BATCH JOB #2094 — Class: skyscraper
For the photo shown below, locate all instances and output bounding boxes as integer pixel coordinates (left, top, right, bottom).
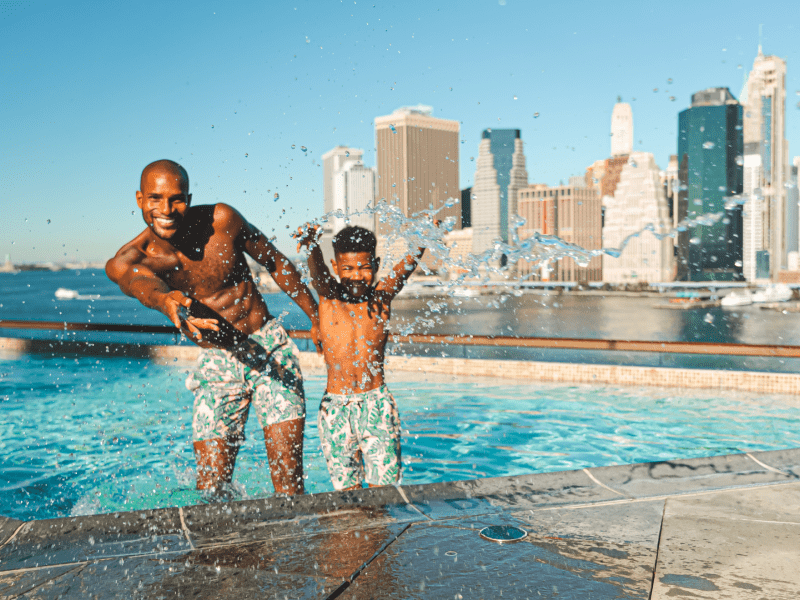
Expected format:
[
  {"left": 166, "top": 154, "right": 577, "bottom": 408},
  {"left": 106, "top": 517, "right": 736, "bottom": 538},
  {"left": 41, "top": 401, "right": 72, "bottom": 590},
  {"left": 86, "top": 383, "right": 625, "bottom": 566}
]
[
  {"left": 322, "top": 146, "right": 362, "bottom": 215},
  {"left": 471, "top": 129, "right": 529, "bottom": 259},
  {"left": 374, "top": 106, "right": 461, "bottom": 233},
  {"left": 741, "top": 49, "right": 789, "bottom": 280},
  {"left": 330, "top": 161, "right": 377, "bottom": 233},
  {"left": 610, "top": 101, "right": 633, "bottom": 157},
  {"left": 603, "top": 153, "right": 674, "bottom": 283},
  {"left": 516, "top": 184, "right": 602, "bottom": 282},
  {"left": 677, "top": 87, "right": 744, "bottom": 281}
]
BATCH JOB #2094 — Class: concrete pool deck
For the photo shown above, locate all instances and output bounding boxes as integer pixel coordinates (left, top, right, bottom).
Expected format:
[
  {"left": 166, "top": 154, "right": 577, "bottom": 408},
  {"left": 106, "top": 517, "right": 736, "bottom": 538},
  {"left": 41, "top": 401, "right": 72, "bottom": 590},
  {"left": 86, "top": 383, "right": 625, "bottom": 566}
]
[{"left": 2, "top": 448, "right": 800, "bottom": 598}]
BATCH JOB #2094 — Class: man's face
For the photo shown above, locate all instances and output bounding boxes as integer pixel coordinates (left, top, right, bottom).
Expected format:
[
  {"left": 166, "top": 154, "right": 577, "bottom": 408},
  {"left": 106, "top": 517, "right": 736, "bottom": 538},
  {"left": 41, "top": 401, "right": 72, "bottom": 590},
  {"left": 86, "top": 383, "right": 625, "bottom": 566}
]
[
  {"left": 332, "top": 251, "right": 377, "bottom": 298},
  {"left": 136, "top": 169, "right": 191, "bottom": 240}
]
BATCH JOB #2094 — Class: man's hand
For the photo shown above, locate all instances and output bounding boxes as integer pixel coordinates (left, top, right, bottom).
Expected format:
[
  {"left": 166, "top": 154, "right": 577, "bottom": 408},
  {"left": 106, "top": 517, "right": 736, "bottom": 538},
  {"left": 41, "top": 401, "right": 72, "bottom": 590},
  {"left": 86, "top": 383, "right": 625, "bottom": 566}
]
[
  {"left": 161, "top": 290, "right": 219, "bottom": 341},
  {"left": 293, "top": 223, "right": 321, "bottom": 252}
]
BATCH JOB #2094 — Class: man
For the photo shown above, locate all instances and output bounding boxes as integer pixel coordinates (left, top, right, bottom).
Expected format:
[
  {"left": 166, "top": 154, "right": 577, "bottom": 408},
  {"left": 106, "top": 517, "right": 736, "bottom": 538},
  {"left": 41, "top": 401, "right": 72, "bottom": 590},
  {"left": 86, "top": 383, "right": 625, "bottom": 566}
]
[{"left": 106, "top": 159, "right": 320, "bottom": 496}]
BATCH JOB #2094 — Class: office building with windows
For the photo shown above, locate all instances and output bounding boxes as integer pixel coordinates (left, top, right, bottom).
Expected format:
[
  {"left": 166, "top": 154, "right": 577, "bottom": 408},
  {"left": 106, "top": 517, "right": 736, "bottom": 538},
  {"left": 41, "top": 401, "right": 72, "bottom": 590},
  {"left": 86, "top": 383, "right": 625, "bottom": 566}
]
[
  {"left": 676, "top": 87, "right": 744, "bottom": 281},
  {"left": 603, "top": 152, "right": 674, "bottom": 283},
  {"left": 471, "top": 129, "right": 529, "bottom": 260},
  {"left": 741, "top": 50, "right": 789, "bottom": 280}
]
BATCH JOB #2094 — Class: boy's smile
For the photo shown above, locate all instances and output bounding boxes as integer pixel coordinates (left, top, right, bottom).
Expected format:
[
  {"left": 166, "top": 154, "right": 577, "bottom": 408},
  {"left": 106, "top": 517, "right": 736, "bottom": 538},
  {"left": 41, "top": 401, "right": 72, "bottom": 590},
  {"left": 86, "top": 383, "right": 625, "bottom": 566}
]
[{"left": 332, "top": 251, "right": 378, "bottom": 299}]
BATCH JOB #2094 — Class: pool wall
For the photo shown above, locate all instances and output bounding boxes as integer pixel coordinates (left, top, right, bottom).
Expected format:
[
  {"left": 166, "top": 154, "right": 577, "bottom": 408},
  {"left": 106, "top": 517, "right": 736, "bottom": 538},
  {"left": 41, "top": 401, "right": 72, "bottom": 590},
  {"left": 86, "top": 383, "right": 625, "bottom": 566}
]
[{"left": 3, "top": 336, "right": 800, "bottom": 394}]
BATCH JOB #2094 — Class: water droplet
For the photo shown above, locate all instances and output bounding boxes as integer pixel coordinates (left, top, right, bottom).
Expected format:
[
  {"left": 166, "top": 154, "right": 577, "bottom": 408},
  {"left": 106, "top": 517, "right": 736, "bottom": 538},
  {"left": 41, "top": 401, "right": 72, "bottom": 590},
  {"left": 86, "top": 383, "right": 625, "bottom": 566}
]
[
  {"left": 702, "top": 141, "right": 715, "bottom": 150},
  {"left": 469, "top": 156, "right": 474, "bottom": 161},
  {"left": 345, "top": 151, "right": 350, "bottom": 157},
  {"left": 47, "top": 219, "right": 51, "bottom": 224},
  {"left": 392, "top": 183, "right": 396, "bottom": 187},
  {"left": 667, "top": 78, "right": 673, "bottom": 84},
  {"left": 301, "top": 146, "right": 307, "bottom": 152},
  {"left": 703, "top": 313, "right": 715, "bottom": 324},
  {"left": 390, "top": 124, "right": 397, "bottom": 134},
  {"left": 736, "top": 155, "right": 744, "bottom": 166},
  {"left": 211, "top": 125, "right": 214, "bottom": 129},
  {"left": 274, "top": 193, "right": 280, "bottom": 201},
  {"left": 533, "top": 112, "right": 539, "bottom": 118},
  {"left": 735, "top": 259, "right": 743, "bottom": 267},
  {"left": 737, "top": 64, "right": 743, "bottom": 69},
  {"left": 628, "top": 159, "right": 637, "bottom": 168},
  {"left": 653, "top": 87, "right": 659, "bottom": 93},
  {"left": 245, "top": 153, "right": 248, "bottom": 158},
  {"left": 291, "top": 144, "right": 296, "bottom": 149},
  {"left": 669, "top": 96, "right": 676, "bottom": 102},
  {"left": 718, "top": 186, "right": 727, "bottom": 192},
  {"left": 690, "top": 236, "right": 701, "bottom": 245},
  {"left": 513, "top": 95, "right": 518, "bottom": 100}
]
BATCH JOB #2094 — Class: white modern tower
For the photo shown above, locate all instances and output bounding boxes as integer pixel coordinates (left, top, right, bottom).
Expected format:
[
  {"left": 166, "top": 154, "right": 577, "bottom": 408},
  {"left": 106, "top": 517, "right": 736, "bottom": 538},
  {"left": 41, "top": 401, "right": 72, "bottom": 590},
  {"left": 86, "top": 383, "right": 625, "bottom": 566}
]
[
  {"left": 610, "top": 102, "right": 633, "bottom": 157},
  {"left": 322, "top": 146, "right": 363, "bottom": 215},
  {"left": 603, "top": 152, "right": 674, "bottom": 283},
  {"left": 741, "top": 48, "right": 788, "bottom": 279},
  {"left": 330, "top": 161, "right": 377, "bottom": 233}
]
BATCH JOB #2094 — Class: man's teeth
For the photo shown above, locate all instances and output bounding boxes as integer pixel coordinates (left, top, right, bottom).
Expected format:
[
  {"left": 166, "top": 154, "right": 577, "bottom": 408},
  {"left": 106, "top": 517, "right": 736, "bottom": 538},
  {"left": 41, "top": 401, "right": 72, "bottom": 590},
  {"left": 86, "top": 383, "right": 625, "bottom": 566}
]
[{"left": 155, "top": 218, "right": 175, "bottom": 226}]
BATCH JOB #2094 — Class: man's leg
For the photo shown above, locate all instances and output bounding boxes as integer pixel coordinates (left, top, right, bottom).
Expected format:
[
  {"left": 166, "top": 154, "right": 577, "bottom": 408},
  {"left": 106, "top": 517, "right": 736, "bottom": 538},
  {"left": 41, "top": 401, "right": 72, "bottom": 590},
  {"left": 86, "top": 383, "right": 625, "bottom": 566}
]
[
  {"left": 263, "top": 418, "right": 305, "bottom": 495},
  {"left": 193, "top": 437, "right": 240, "bottom": 490}
]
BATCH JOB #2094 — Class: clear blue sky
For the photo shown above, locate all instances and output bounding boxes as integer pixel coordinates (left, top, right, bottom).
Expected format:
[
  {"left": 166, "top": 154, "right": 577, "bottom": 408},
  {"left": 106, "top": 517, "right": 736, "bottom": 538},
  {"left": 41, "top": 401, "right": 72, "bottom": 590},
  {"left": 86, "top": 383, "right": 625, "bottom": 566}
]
[{"left": 2, "top": 0, "right": 798, "bottom": 263}]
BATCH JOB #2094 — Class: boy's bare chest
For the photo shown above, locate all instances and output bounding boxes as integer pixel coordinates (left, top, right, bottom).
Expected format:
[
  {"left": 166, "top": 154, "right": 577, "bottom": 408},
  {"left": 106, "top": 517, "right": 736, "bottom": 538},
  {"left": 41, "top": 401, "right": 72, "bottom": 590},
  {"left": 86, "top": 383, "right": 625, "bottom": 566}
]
[{"left": 320, "top": 299, "right": 389, "bottom": 338}]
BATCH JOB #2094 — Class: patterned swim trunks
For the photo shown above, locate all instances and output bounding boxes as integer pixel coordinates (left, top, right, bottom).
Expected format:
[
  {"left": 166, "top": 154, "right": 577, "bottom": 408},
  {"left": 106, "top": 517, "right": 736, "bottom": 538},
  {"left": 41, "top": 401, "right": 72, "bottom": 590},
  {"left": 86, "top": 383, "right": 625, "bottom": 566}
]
[
  {"left": 186, "top": 320, "right": 305, "bottom": 442},
  {"left": 317, "top": 385, "right": 401, "bottom": 490}
]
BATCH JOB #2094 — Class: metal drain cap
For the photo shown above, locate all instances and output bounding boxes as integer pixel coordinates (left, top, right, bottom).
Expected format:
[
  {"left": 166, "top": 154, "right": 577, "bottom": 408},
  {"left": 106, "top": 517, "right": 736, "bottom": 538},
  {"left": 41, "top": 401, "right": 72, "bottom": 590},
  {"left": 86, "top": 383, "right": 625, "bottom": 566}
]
[{"left": 479, "top": 525, "right": 528, "bottom": 544}]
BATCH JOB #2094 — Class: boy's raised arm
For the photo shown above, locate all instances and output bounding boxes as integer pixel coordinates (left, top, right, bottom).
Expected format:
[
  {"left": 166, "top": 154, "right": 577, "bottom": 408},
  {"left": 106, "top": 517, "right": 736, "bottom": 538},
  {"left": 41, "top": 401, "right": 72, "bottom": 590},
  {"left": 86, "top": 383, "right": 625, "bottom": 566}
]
[
  {"left": 295, "top": 223, "right": 339, "bottom": 299},
  {"left": 377, "top": 246, "right": 425, "bottom": 299}
]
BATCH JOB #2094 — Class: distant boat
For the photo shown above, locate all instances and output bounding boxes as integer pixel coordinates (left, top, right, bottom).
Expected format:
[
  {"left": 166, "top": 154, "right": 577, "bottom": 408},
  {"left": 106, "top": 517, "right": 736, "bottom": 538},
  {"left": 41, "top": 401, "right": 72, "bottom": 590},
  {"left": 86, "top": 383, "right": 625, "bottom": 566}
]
[
  {"left": 451, "top": 287, "right": 480, "bottom": 298},
  {"left": 55, "top": 288, "right": 80, "bottom": 299},
  {"left": 720, "top": 290, "right": 753, "bottom": 307},
  {"left": 751, "top": 284, "right": 793, "bottom": 304}
]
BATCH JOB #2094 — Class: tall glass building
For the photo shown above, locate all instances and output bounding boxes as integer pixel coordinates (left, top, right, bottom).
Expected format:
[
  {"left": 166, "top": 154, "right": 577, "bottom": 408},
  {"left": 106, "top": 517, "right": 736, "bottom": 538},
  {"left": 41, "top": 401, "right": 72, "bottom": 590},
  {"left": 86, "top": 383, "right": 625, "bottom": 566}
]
[
  {"left": 677, "top": 87, "right": 744, "bottom": 281},
  {"left": 471, "top": 129, "right": 528, "bottom": 260}
]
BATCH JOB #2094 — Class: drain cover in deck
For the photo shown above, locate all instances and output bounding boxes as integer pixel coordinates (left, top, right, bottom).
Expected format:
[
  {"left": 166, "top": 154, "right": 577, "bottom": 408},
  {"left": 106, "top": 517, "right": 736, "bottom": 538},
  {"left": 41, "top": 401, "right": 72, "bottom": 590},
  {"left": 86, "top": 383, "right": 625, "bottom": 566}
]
[{"left": 479, "top": 525, "right": 528, "bottom": 544}]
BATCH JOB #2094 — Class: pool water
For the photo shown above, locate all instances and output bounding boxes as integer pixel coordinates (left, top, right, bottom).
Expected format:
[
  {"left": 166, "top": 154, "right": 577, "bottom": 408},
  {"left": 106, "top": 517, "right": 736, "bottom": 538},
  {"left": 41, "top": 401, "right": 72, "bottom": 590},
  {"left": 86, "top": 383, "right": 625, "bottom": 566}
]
[{"left": 3, "top": 355, "right": 800, "bottom": 521}]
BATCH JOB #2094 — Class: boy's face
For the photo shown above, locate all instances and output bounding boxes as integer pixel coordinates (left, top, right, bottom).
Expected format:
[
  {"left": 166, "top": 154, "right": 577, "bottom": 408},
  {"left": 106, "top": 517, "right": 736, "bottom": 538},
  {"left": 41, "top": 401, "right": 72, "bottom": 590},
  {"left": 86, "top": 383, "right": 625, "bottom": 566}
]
[{"left": 332, "top": 251, "right": 378, "bottom": 298}]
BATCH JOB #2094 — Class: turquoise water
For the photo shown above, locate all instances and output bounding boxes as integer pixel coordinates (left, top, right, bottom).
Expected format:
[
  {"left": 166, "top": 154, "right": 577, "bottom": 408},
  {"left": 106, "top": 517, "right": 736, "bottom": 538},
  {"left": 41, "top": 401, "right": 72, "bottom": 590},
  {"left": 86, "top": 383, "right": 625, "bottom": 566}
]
[{"left": 3, "top": 355, "right": 800, "bottom": 521}]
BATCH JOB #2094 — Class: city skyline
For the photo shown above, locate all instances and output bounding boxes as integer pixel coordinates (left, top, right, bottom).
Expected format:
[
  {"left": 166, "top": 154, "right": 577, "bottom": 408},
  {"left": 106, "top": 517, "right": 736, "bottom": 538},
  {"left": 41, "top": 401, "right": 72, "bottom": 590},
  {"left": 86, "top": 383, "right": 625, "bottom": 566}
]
[{"left": 2, "top": 1, "right": 799, "bottom": 263}]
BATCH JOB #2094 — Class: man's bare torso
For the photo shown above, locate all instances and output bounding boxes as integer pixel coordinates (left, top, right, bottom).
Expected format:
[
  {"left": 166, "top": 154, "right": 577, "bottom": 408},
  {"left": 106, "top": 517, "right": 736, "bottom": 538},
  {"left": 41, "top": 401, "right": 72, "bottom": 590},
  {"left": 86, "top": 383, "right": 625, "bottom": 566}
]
[
  {"left": 319, "top": 291, "right": 391, "bottom": 395},
  {"left": 119, "top": 204, "right": 271, "bottom": 337}
]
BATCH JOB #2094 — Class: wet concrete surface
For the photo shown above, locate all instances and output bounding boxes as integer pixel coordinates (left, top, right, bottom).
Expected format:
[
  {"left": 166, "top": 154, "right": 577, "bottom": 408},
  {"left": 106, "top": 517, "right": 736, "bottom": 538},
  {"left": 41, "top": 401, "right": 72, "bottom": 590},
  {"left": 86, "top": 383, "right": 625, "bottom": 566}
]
[{"left": 2, "top": 449, "right": 800, "bottom": 598}]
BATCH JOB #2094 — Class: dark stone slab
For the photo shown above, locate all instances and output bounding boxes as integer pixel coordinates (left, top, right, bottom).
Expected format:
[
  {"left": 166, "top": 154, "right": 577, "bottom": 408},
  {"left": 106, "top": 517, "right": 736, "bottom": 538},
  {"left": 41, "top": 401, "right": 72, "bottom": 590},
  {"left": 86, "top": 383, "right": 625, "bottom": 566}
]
[
  {"left": 339, "top": 516, "right": 652, "bottom": 599},
  {"left": 14, "top": 555, "right": 342, "bottom": 600},
  {"left": 511, "top": 499, "right": 666, "bottom": 548},
  {"left": 0, "top": 564, "right": 83, "bottom": 598},
  {"left": 0, "top": 507, "right": 190, "bottom": 572},
  {"left": 400, "top": 469, "right": 624, "bottom": 520},
  {"left": 747, "top": 447, "right": 800, "bottom": 477},
  {"left": 586, "top": 452, "right": 793, "bottom": 499},
  {"left": 182, "top": 486, "right": 424, "bottom": 547},
  {"left": 0, "top": 516, "right": 23, "bottom": 546}
]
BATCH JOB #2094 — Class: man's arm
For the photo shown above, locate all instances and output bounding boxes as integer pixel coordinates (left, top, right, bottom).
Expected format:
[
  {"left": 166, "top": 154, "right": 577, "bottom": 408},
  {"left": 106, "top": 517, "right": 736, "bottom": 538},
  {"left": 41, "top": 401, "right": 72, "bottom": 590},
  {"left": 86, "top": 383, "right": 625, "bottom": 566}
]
[
  {"left": 239, "top": 215, "right": 322, "bottom": 352},
  {"left": 105, "top": 248, "right": 219, "bottom": 340}
]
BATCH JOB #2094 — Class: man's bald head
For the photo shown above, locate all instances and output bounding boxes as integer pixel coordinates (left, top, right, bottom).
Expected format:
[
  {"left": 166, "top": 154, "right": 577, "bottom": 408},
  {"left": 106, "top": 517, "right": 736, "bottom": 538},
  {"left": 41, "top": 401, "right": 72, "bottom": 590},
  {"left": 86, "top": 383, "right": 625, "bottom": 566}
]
[{"left": 140, "top": 160, "right": 189, "bottom": 193}]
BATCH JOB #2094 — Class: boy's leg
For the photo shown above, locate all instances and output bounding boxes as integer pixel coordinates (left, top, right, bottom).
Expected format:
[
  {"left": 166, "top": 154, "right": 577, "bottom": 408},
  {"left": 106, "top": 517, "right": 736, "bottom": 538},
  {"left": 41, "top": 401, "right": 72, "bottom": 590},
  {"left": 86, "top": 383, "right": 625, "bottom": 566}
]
[
  {"left": 318, "top": 395, "right": 364, "bottom": 490},
  {"left": 264, "top": 418, "right": 305, "bottom": 495},
  {"left": 359, "top": 386, "right": 401, "bottom": 487}
]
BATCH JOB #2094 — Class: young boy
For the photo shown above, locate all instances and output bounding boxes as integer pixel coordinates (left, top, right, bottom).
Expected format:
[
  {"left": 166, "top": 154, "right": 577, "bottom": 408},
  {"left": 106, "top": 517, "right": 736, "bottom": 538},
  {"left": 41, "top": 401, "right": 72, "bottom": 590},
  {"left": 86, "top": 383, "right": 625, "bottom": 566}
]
[{"left": 295, "top": 224, "right": 425, "bottom": 491}]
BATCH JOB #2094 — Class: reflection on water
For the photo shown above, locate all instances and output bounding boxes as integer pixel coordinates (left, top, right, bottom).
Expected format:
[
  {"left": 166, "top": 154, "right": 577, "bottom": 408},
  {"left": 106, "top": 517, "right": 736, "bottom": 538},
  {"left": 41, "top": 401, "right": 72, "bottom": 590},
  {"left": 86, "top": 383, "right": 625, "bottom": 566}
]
[{"left": 3, "top": 357, "right": 800, "bottom": 521}]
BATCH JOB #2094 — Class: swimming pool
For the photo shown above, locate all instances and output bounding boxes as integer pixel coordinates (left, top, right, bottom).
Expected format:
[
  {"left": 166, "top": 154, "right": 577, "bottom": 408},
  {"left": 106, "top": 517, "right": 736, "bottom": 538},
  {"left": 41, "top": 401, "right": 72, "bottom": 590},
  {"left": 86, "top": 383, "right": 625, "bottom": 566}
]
[{"left": 3, "top": 354, "right": 800, "bottom": 521}]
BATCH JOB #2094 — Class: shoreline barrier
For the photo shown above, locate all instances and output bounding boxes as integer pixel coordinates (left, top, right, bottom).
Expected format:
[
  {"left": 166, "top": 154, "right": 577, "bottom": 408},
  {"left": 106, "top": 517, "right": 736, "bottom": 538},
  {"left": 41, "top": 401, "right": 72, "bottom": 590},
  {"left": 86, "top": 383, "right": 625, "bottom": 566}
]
[{"left": 2, "top": 334, "right": 800, "bottom": 394}]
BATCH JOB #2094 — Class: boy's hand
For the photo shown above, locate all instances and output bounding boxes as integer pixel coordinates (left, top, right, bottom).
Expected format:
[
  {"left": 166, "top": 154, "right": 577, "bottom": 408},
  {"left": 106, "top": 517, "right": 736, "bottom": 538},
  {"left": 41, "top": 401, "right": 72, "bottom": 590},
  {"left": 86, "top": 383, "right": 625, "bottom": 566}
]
[{"left": 294, "top": 223, "right": 321, "bottom": 252}]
